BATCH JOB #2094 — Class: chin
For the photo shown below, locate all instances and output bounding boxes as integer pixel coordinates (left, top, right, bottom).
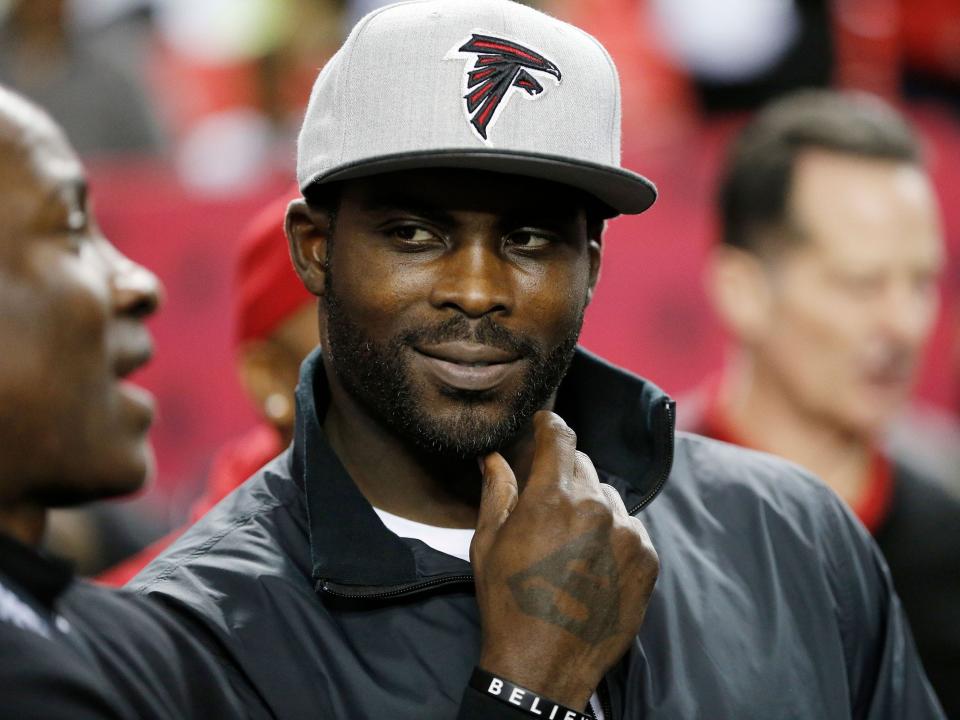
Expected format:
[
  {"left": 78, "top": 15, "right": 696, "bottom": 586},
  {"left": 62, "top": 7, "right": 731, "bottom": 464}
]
[
  {"left": 40, "top": 473, "right": 146, "bottom": 507},
  {"left": 79, "top": 443, "right": 154, "bottom": 503},
  {"left": 837, "top": 410, "right": 895, "bottom": 443},
  {"left": 404, "top": 403, "right": 524, "bottom": 459}
]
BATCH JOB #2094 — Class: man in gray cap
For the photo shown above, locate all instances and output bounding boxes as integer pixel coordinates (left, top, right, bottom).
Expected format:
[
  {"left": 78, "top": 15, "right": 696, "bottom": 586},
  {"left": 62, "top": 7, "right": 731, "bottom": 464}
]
[{"left": 133, "top": 1, "right": 944, "bottom": 718}]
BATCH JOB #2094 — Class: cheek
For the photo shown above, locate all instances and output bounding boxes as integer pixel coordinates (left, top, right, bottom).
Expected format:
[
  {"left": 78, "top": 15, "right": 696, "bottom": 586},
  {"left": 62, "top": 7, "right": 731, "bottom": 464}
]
[
  {"left": 330, "top": 252, "right": 424, "bottom": 325},
  {"left": 519, "top": 264, "right": 591, "bottom": 333},
  {"left": 761, "top": 292, "right": 862, "bottom": 393},
  {"left": 0, "top": 262, "right": 115, "bottom": 452}
]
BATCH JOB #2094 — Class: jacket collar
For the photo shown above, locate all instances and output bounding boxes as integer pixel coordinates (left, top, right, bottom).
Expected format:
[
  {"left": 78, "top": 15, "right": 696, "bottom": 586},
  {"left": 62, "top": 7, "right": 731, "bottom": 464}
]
[
  {"left": 0, "top": 531, "right": 73, "bottom": 612},
  {"left": 294, "top": 346, "right": 675, "bottom": 594}
]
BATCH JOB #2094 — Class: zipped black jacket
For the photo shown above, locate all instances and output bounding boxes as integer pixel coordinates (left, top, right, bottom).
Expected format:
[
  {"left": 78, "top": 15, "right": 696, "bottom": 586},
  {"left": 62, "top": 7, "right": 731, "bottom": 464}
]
[{"left": 132, "top": 348, "right": 944, "bottom": 719}]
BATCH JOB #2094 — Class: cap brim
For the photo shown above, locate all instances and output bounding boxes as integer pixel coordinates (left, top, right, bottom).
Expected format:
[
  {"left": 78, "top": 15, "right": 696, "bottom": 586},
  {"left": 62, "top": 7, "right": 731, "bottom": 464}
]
[{"left": 302, "top": 149, "right": 657, "bottom": 216}]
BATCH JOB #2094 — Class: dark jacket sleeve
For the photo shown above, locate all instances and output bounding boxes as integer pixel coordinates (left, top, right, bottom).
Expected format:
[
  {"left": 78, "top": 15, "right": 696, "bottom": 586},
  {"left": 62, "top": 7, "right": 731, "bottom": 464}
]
[
  {"left": 63, "top": 585, "right": 257, "bottom": 720},
  {"left": 819, "top": 485, "right": 946, "bottom": 719},
  {"left": 0, "top": 626, "right": 127, "bottom": 720}
]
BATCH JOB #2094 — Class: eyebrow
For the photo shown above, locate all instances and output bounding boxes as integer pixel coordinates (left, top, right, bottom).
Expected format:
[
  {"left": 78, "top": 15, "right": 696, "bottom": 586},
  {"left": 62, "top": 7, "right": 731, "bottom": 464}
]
[
  {"left": 42, "top": 177, "right": 89, "bottom": 213},
  {"left": 66, "top": 178, "right": 89, "bottom": 211},
  {"left": 359, "top": 194, "right": 459, "bottom": 225},
  {"left": 358, "top": 192, "right": 581, "bottom": 229}
]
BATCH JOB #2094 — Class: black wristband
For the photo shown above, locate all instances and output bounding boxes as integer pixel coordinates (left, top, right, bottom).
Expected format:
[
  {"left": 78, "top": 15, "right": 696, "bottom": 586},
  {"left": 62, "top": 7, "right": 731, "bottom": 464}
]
[{"left": 469, "top": 667, "right": 592, "bottom": 720}]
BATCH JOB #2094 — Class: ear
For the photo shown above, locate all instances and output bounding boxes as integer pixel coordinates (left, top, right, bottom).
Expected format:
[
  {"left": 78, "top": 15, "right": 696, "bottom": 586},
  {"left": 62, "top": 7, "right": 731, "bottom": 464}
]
[
  {"left": 585, "top": 236, "right": 602, "bottom": 304},
  {"left": 706, "top": 245, "right": 775, "bottom": 343},
  {"left": 285, "top": 199, "right": 332, "bottom": 296}
]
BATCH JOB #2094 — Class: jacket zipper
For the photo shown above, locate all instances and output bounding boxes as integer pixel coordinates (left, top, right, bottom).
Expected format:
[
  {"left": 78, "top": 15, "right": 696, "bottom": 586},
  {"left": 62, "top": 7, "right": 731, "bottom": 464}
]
[
  {"left": 598, "top": 678, "right": 612, "bottom": 719},
  {"left": 629, "top": 398, "right": 675, "bottom": 515},
  {"left": 584, "top": 678, "right": 612, "bottom": 719},
  {"left": 318, "top": 574, "right": 474, "bottom": 600}
]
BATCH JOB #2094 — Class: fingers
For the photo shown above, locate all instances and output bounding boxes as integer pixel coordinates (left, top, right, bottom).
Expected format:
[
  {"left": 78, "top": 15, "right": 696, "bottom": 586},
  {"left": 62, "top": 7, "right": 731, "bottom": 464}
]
[
  {"left": 596, "top": 482, "right": 652, "bottom": 549},
  {"left": 526, "top": 411, "right": 579, "bottom": 491},
  {"left": 574, "top": 450, "right": 600, "bottom": 490},
  {"left": 599, "top": 482, "right": 628, "bottom": 519},
  {"left": 471, "top": 452, "right": 519, "bottom": 566}
]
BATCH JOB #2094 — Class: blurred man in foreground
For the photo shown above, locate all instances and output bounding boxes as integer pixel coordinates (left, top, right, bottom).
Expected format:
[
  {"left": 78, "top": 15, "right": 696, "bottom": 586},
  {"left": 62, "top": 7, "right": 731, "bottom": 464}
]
[
  {"left": 0, "top": 85, "right": 243, "bottom": 718},
  {"left": 99, "top": 190, "right": 317, "bottom": 586},
  {"left": 134, "top": 2, "right": 943, "bottom": 718},
  {"left": 681, "top": 90, "right": 960, "bottom": 713}
]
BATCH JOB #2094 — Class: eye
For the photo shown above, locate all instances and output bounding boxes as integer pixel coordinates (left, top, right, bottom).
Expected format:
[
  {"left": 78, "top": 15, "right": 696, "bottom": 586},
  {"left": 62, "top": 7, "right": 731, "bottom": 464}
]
[
  {"left": 505, "top": 230, "right": 554, "bottom": 251},
  {"left": 61, "top": 210, "right": 91, "bottom": 253},
  {"left": 386, "top": 224, "right": 441, "bottom": 247},
  {"left": 67, "top": 209, "right": 87, "bottom": 232},
  {"left": 835, "top": 271, "right": 884, "bottom": 298}
]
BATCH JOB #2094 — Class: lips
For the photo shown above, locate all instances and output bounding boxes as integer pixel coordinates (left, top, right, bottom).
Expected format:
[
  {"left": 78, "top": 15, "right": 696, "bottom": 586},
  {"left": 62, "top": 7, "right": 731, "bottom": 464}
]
[
  {"left": 413, "top": 341, "right": 522, "bottom": 392},
  {"left": 114, "top": 344, "right": 154, "bottom": 379},
  {"left": 112, "top": 334, "right": 156, "bottom": 420},
  {"left": 862, "top": 348, "right": 915, "bottom": 388},
  {"left": 864, "top": 367, "right": 913, "bottom": 393}
]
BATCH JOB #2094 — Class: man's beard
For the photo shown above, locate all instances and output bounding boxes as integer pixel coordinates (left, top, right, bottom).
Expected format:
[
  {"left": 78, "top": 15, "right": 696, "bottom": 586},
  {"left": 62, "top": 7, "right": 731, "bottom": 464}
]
[{"left": 323, "top": 281, "right": 583, "bottom": 460}]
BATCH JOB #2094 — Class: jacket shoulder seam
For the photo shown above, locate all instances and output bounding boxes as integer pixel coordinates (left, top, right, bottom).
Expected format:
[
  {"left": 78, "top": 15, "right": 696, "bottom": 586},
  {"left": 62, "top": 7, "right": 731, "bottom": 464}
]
[{"left": 136, "top": 493, "right": 287, "bottom": 592}]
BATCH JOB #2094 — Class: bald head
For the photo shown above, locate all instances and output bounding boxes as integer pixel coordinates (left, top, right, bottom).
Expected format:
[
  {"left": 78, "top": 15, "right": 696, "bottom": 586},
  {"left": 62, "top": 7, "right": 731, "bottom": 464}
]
[
  {"left": 0, "top": 85, "right": 162, "bottom": 513},
  {"left": 0, "top": 85, "right": 68, "bottom": 160}
]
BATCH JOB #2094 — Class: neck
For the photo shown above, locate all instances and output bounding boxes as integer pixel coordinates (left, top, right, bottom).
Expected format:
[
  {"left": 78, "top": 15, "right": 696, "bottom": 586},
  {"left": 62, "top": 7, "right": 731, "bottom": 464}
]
[
  {"left": 716, "top": 353, "right": 874, "bottom": 506},
  {"left": 0, "top": 502, "right": 46, "bottom": 547},
  {"left": 321, "top": 366, "right": 540, "bottom": 530}
]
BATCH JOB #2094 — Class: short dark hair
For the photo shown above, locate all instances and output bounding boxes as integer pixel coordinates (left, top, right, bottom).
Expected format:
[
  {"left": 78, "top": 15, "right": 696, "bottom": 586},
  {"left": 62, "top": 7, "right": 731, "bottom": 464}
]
[
  {"left": 302, "top": 182, "right": 342, "bottom": 255},
  {"left": 718, "top": 90, "right": 921, "bottom": 254},
  {"left": 303, "top": 182, "right": 341, "bottom": 220}
]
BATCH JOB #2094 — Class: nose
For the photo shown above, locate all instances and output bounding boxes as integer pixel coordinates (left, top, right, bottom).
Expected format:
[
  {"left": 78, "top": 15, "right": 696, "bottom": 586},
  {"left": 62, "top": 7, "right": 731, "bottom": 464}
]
[
  {"left": 428, "top": 241, "right": 513, "bottom": 318},
  {"left": 108, "top": 245, "right": 163, "bottom": 320}
]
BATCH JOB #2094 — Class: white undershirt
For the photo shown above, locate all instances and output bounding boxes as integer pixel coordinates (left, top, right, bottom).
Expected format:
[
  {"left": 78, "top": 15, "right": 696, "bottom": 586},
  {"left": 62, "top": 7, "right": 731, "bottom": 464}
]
[
  {"left": 374, "top": 508, "right": 474, "bottom": 562},
  {"left": 373, "top": 508, "right": 605, "bottom": 719}
]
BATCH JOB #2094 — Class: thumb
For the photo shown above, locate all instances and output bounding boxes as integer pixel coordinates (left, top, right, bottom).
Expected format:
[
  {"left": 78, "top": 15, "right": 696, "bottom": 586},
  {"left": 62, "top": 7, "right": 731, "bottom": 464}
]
[{"left": 471, "top": 452, "right": 518, "bottom": 566}]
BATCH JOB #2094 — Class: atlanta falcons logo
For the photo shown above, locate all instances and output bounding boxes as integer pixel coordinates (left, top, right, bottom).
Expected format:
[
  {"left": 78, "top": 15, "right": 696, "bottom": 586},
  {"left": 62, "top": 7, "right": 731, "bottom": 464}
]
[{"left": 449, "top": 33, "right": 561, "bottom": 142}]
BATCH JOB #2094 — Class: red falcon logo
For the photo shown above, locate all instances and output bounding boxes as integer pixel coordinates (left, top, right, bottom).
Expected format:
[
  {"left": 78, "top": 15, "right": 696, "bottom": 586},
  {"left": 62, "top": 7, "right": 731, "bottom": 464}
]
[{"left": 451, "top": 34, "right": 562, "bottom": 142}]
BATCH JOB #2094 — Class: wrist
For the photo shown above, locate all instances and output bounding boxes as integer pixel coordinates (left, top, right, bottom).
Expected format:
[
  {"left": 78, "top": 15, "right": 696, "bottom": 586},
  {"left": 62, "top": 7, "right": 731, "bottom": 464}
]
[
  {"left": 471, "top": 667, "right": 593, "bottom": 720},
  {"left": 479, "top": 650, "right": 593, "bottom": 708}
]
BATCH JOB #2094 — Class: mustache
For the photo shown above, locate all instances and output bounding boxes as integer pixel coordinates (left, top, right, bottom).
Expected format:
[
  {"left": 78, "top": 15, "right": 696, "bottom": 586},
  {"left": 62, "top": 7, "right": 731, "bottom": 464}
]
[{"left": 401, "top": 315, "right": 540, "bottom": 358}]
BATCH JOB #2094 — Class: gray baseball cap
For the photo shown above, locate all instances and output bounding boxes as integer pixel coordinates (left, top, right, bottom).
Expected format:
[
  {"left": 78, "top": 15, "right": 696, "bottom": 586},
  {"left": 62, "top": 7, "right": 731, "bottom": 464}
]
[{"left": 297, "top": 0, "right": 656, "bottom": 215}]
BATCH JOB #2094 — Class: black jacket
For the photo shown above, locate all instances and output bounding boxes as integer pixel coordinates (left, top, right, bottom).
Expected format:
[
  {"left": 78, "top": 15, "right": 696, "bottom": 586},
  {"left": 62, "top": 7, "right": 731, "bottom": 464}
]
[
  {"left": 677, "top": 387, "right": 960, "bottom": 717},
  {"left": 0, "top": 533, "right": 245, "bottom": 719},
  {"left": 874, "top": 462, "right": 960, "bottom": 717},
  {"left": 133, "top": 348, "right": 944, "bottom": 719}
]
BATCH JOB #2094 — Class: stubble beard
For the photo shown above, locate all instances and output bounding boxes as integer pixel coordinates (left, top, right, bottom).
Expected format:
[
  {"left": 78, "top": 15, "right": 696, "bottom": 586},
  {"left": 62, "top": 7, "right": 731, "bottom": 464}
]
[{"left": 322, "top": 277, "right": 583, "bottom": 460}]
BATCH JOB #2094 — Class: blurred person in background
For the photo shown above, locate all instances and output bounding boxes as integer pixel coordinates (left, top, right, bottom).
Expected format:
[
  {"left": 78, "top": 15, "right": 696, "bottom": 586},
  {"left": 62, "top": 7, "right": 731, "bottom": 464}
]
[
  {"left": 99, "top": 188, "right": 318, "bottom": 586},
  {"left": 0, "top": 85, "right": 242, "bottom": 718},
  {"left": 680, "top": 89, "right": 960, "bottom": 714},
  {"left": 0, "top": 0, "right": 163, "bottom": 155},
  {"left": 887, "top": 265, "right": 960, "bottom": 496},
  {"left": 153, "top": 0, "right": 343, "bottom": 193}
]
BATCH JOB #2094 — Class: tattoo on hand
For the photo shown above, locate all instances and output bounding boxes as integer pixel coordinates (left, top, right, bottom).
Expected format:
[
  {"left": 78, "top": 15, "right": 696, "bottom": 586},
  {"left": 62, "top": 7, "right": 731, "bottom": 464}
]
[{"left": 506, "top": 527, "right": 620, "bottom": 645}]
